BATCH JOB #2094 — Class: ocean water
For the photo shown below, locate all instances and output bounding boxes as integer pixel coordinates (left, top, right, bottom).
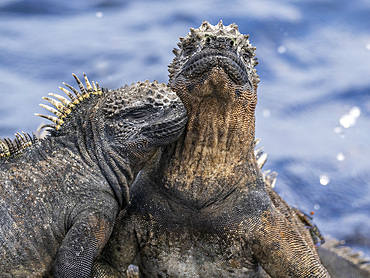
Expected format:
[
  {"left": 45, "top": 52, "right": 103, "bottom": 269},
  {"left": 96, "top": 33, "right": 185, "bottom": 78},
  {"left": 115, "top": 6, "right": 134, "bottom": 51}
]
[{"left": 1, "top": 0, "right": 369, "bottom": 257}]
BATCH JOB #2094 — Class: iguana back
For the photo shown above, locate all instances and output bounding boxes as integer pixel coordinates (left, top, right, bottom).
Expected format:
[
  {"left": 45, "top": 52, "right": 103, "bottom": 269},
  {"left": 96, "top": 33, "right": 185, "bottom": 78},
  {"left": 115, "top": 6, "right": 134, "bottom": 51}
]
[{"left": 0, "top": 75, "right": 187, "bottom": 277}]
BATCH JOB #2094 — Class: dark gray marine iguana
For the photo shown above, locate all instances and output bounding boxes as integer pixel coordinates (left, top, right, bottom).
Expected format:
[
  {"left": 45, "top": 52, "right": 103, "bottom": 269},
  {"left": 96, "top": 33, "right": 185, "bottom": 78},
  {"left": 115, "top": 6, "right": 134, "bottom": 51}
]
[
  {"left": 91, "top": 21, "right": 331, "bottom": 277},
  {"left": 92, "top": 21, "right": 370, "bottom": 278},
  {"left": 0, "top": 75, "right": 187, "bottom": 277}
]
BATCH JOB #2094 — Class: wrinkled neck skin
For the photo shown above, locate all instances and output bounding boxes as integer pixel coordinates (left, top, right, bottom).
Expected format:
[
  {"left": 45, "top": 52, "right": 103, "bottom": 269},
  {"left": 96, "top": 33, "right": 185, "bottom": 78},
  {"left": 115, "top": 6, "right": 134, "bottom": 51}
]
[
  {"left": 52, "top": 97, "right": 134, "bottom": 208},
  {"left": 162, "top": 68, "right": 263, "bottom": 207}
]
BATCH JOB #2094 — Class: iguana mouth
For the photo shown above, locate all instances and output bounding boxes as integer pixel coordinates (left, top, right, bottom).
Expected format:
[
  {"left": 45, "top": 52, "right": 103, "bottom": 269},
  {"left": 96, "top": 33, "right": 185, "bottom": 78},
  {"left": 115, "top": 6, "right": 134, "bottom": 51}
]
[{"left": 181, "top": 49, "right": 249, "bottom": 85}]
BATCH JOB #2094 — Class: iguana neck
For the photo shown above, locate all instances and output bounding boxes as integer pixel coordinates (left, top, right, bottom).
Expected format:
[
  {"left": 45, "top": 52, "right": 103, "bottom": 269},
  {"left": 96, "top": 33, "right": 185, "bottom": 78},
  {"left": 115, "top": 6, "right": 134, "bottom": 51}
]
[
  {"left": 48, "top": 99, "right": 132, "bottom": 208},
  {"left": 83, "top": 101, "right": 132, "bottom": 208},
  {"left": 162, "top": 94, "right": 261, "bottom": 206}
]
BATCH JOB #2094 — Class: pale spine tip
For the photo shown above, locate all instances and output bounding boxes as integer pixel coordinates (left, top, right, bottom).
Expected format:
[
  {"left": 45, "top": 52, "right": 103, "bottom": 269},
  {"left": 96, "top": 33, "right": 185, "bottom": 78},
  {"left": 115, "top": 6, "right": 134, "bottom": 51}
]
[
  {"left": 0, "top": 139, "right": 10, "bottom": 157},
  {"left": 36, "top": 124, "right": 56, "bottom": 132},
  {"left": 96, "top": 82, "right": 102, "bottom": 93},
  {"left": 82, "top": 73, "right": 92, "bottom": 97},
  {"left": 71, "top": 73, "right": 85, "bottom": 101},
  {"left": 257, "top": 152, "right": 268, "bottom": 170},
  {"left": 39, "top": 103, "right": 64, "bottom": 118},
  {"left": 42, "top": 97, "right": 69, "bottom": 115},
  {"left": 49, "top": 93, "right": 72, "bottom": 108},
  {"left": 92, "top": 81, "right": 97, "bottom": 92},
  {"left": 59, "top": 85, "right": 78, "bottom": 104},
  {"left": 35, "top": 113, "right": 63, "bottom": 125}
]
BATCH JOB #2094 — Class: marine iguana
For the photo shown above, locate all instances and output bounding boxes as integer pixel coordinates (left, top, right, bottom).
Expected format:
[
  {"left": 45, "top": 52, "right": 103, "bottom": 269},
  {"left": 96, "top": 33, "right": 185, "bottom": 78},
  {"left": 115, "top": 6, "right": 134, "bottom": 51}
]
[
  {"left": 0, "top": 75, "right": 187, "bottom": 277},
  {"left": 91, "top": 21, "right": 332, "bottom": 277}
]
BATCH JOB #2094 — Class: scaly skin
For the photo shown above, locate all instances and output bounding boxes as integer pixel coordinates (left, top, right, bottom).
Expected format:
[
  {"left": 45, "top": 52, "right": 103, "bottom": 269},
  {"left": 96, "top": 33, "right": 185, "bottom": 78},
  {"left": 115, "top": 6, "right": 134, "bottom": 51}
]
[
  {"left": 0, "top": 75, "right": 187, "bottom": 277},
  {"left": 263, "top": 170, "right": 370, "bottom": 278},
  {"left": 92, "top": 21, "right": 330, "bottom": 277},
  {"left": 262, "top": 153, "right": 370, "bottom": 278}
]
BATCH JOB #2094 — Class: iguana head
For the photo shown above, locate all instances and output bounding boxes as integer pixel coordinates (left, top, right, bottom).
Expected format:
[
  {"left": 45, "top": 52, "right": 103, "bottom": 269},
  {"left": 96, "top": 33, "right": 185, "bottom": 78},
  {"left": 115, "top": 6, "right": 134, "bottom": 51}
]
[
  {"left": 36, "top": 74, "right": 187, "bottom": 206},
  {"left": 168, "top": 21, "right": 259, "bottom": 146},
  {"left": 100, "top": 80, "right": 187, "bottom": 164},
  {"left": 169, "top": 20, "right": 259, "bottom": 92},
  {"left": 169, "top": 21, "right": 259, "bottom": 135}
]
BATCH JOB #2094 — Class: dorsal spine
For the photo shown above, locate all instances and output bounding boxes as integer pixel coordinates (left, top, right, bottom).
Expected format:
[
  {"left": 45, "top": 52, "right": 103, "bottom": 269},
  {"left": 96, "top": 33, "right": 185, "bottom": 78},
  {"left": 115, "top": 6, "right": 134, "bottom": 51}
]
[
  {"left": 35, "top": 73, "right": 104, "bottom": 132},
  {"left": 0, "top": 132, "right": 37, "bottom": 159},
  {"left": 1, "top": 73, "right": 103, "bottom": 160}
]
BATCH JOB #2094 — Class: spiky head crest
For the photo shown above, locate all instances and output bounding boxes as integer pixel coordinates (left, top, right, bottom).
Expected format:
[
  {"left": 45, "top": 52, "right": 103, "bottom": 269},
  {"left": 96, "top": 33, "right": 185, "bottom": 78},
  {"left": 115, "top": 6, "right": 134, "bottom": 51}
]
[
  {"left": 169, "top": 20, "right": 259, "bottom": 87},
  {"left": 102, "top": 80, "right": 180, "bottom": 118},
  {"left": 187, "top": 20, "right": 254, "bottom": 55}
]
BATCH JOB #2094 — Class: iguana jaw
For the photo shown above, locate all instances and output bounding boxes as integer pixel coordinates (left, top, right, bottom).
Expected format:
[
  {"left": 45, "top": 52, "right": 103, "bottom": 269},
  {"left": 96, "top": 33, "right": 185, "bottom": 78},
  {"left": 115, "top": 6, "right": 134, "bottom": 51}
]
[{"left": 178, "top": 48, "right": 249, "bottom": 86}]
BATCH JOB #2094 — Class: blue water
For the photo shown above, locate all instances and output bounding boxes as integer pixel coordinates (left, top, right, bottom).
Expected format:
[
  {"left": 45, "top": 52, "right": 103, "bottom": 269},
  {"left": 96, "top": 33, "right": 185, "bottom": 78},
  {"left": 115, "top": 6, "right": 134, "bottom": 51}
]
[{"left": 1, "top": 0, "right": 369, "bottom": 256}]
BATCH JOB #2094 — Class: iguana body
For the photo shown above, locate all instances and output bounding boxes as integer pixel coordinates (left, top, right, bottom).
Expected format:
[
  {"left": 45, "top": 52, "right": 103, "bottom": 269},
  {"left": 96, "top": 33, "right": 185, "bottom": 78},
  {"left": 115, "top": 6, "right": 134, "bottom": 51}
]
[
  {"left": 93, "top": 21, "right": 331, "bottom": 277},
  {"left": 0, "top": 75, "right": 187, "bottom": 277},
  {"left": 263, "top": 163, "right": 370, "bottom": 278},
  {"left": 95, "top": 147, "right": 370, "bottom": 278}
]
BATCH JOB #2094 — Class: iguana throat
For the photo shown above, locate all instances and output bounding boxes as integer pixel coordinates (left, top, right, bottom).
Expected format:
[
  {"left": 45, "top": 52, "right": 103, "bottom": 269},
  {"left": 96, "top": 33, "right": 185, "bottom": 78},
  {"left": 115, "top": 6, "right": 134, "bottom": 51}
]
[{"left": 165, "top": 69, "right": 258, "bottom": 201}]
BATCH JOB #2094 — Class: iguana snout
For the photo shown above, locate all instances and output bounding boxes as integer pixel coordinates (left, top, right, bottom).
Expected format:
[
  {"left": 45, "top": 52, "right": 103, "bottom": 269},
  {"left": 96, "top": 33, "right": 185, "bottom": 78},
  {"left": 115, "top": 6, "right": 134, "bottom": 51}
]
[{"left": 180, "top": 41, "right": 249, "bottom": 86}]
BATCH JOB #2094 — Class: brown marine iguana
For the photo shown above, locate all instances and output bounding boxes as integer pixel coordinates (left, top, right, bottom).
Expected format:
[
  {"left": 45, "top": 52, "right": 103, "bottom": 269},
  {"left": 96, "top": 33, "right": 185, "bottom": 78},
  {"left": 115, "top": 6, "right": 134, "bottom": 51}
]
[
  {"left": 0, "top": 75, "right": 187, "bottom": 277},
  {"left": 91, "top": 21, "right": 332, "bottom": 277}
]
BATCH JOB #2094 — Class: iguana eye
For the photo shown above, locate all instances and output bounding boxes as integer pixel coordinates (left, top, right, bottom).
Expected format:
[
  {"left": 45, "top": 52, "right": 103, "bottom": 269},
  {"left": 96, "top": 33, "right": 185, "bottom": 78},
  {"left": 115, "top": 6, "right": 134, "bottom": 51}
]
[
  {"left": 128, "top": 109, "right": 148, "bottom": 119},
  {"left": 125, "top": 105, "right": 155, "bottom": 120}
]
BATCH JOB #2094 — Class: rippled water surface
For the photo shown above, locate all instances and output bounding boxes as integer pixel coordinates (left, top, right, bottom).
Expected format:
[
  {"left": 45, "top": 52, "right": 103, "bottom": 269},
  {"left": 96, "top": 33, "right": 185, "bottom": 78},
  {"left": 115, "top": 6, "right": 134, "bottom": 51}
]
[{"left": 1, "top": 0, "right": 369, "bottom": 256}]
